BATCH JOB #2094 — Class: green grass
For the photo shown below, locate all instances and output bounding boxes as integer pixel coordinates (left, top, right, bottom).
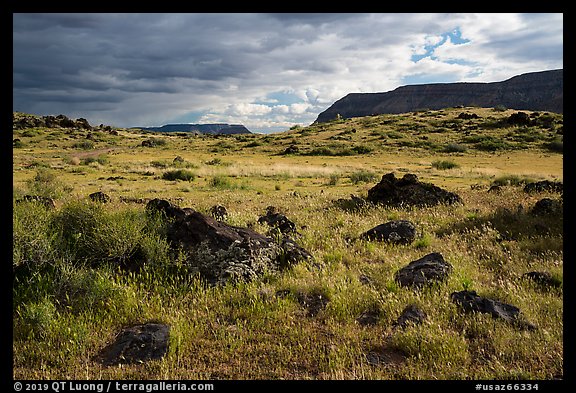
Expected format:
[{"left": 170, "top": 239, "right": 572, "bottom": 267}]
[{"left": 12, "top": 107, "right": 563, "bottom": 380}]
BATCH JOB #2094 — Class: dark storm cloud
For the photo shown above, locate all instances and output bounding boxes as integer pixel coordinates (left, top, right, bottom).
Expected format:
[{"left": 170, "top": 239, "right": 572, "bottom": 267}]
[{"left": 13, "top": 13, "right": 563, "bottom": 131}]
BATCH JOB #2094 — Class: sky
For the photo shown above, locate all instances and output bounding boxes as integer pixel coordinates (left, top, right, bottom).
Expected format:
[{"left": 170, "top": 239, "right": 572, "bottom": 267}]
[{"left": 12, "top": 13, "right": 563, "bottom": 133}]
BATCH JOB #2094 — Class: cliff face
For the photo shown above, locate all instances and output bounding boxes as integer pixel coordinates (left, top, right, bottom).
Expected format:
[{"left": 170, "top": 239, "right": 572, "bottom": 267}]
[{"left": 315, "top": 69, "right": 563, "bottom": 123}]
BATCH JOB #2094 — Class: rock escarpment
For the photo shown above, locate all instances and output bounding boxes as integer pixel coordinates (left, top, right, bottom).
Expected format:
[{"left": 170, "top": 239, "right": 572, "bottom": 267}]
[{"left": 315, "top": 69, "right": 562, "bottom": 123}]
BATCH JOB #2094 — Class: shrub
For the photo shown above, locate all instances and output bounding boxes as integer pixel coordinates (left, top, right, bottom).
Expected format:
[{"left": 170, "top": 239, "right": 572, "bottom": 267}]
[
  {"left": 26, "top": 168, "right": 71, "bottom": 199},
  {"left": 51, "top": 201, "right": 154, "bottom": 268},
  {"left": 13, "top": 200, "right": 57, "bottom": 270},
  {"left": 72, "top": 140, "right": 95, "bottom": 150},
  {"left": 16, "top": 298, "right": 56, "bottom": 339},
  {"left": 442, "top": 143, "right": 467, "bottom": 153},
  {"left": 81, "top": 154, "right": 108, "bottom": 166},
  {"left": 432, "top": 160, "right": 459, "bottom": 170},
  {"left": 209, "top": 175, "right": 233, "bottom": 189},
  {"left": 543, "top": 139, "right": 563, "bottom": 153},
  {"left": 350, "top": 170, "right": 377, "bottom": 184},
  {"left": 162, "top": 169, "right": 196, "bottom": 181},
  {"left": 327, "top": 173, "right": 340, "bottom": 186}
]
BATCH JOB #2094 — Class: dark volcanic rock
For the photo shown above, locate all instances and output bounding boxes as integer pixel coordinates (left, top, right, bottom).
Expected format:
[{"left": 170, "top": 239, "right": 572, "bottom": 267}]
[
  {"left": 356, "top": 307, "right": 382, "bottom": 326},
  {"left": 393, "top": 304, "right": 427, "bottom": 330},
  {"left": 360, "top": 220, "right": 417, "bottom": 244},
  {"left": 315, "top": 69, "right": 563, "bottom": 122},
  {"left": 367, "top": 173, "right": 462, "bottom": 207},
  {"left": 522, "top": 271, "right": 562, "bottom": 289},
  {"left": 146, "top": 198, "right": 189, "bottom": 220},
  {"left": 395, "top": 252, "right": 453, "bottom": 288},
  {"left": 258, "top": 206, "right": 297, "bottom": 235},
  {"left": 96, "top": 323, "right": 170, "bottom": 366},
  {"left": 166, "top": 210, "right": 312, "bottom": 284},
  {"left": 450, "top": 290, "right": 536, "bottom": 330},
  {"left": 530, "top": 198, "right": 562, "bottom": 216},
  {"left": 17, "top": 195, "right": 56, "bottom": 209},
  {"left": 209, "top": 205, "right": 228, "bottom": 221},
  {"left": 89, "top": 191, "right": 112, "bottom": 203},
  {"left": 523, "top": 180, "right": 563, "bottom": 194}
]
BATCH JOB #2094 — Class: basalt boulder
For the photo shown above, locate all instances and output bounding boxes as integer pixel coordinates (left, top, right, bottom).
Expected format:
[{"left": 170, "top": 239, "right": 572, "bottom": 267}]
[
  {"left": 166, "top": 209, "right": 312, "bottom": 284},
  {"left": 360, "top": 220, "right": 417, "bottom": 244},
  {"left": 366, "top": 173, "right": 462, "bottom": 207},
  {"left": 395, "top": 252, "right": 453, "bottom": 288},
  {"left": 95, "top": 323, "right": 170, "bottom": 366},
  {"left": 450, "top": 290, "right": 536, "bottom": 330}
]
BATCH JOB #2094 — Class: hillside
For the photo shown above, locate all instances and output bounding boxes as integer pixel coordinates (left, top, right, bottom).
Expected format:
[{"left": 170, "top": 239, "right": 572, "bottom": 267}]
[
  {"left": 12, "top": 107, "right": 563, "bottom": 380},
  {"left": 315, "top": 69, "right": 563, "bottom": 123}
]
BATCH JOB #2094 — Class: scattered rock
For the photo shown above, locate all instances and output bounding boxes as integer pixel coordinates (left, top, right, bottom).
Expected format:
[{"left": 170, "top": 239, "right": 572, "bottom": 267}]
[
  {"left": 95, "top": 323, "right": 170, "bottom": 366},
  {"left": 146, "top": 198, "right": 189, "bottom": 220},
  {"left": 334, "top": 194, "right": 370, "bottom": 212},
  {"left": 530, "top": 198, "right": 562, "bottom": 216},
  {"left": 209, "top": 205, "right": 228, "bottom": 221},
  {"left": 522, "top": 271, "right": 562, "bottom": 289},
  {"left": 365, "top": 346, "right": 407, "bottom": 367},
  {"left": 392, "top": 304, "right": 427, "bottom": 330},
  {"left": 457, "top": 112, "right": 480, "bottom": 120},
  {"left": 283, "top": 145, "right": 300, "bottom": 155},
  {"left": 356, "top": 307, "right": 381, "bottom": 326},
  {"left": 360, "top": 220, "right": 417, "bottom": 244},
  {"left": 450, "top": 290, "right": 536, "bottom": 330},
  {"left": 366, "top": 173, "right": 462, "bottom": 207},
  {"left": 295, "top": 290, "right": 330, "bottom": 317},
  {"left": 395, "top": 252, "right": 452, "bottom": 288},
  {"left": 524, "top": 180, "right": 563, "bottom": 194},
  {"left": 506, "top": 111, "right": 532, "bottom": 126},
  {"left": 258, "top": 206, "right": 297, "bottom": 235},
  {"left": 89, "top": 191, "right": 112, "bottom": 203},
  {"left": 17, "top": 195, "right": 56, "bottom": 209}
]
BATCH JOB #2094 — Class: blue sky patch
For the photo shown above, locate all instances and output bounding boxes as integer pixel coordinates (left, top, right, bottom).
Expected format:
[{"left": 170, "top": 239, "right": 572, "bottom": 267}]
[{"left": 411, "top": 27, "right": 470, "bottom": 62}]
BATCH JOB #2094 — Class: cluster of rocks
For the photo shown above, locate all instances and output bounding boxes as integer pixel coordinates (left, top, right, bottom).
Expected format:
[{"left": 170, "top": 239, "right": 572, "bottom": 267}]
[
  {"left": 13, "top": 113, "right": 93, "bottom": 130},
  {"left": 16, "top": 171, "right": 562, "bottom": 366},
  {"left": 145, "top": 198, "right": 313, "bottom": 285}
]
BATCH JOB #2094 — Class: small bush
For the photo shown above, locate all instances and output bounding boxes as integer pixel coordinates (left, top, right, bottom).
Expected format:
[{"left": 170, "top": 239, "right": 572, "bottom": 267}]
[
  {"left": 350, "top": 170, "right": 377, "bottom": 184},
  {"left": 543, "top": 139, "right": 563, "bottom": 153},
  {"left": 16, "top": 298, "right": 56, "bottom": 339},
  {"left": 72, "top": 140, "right": 95, "bottom": 150},
  {"left": 442, "top": 143, "right": 467, "bottom": 153},
  {"left": 13, "top": 201, "right": 57, "bottom": 269},
  {"left": 81, "top": 155, "right": 108, "bottom": 166},
  {"left": 209, "top": 175, "right": 234, "bottom": 189},
  {"left": 327, "top": 173, "right": 340, "bottom": 186},
  {"left": 162, "top": 169, "right": 196, "bottom": 181},
  {"left": 432, "top": 160, "right": 459, "bottom": 170},
  {"left": 26, "top": 168, "right": 71, "bottom": 199}
]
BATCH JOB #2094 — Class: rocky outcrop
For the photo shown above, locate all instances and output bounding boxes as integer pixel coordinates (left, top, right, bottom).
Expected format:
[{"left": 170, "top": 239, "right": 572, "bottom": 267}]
[
  {"left": 13, "top": 112, "right": 93, "bottom": 130},
  {"left": 367, "top": 173, "right": 462, "bottom": 207},
  {"left": 95, "top": 323, "right": 170, "bottom": 366},
  {"left": 451, "top": 290, "right": 536, "bottom": 330},
  {"left": 360, "top": 220, "right": 417, "bottom": 244},
  {"left": 315, "top": 69, "right": 563, "bottom": 122},
  {"left": 394, "top": 252, "right": 453, "bottom": 288},
  {"left": 147, "top": 199, "right": 312, "bottom": 284}
]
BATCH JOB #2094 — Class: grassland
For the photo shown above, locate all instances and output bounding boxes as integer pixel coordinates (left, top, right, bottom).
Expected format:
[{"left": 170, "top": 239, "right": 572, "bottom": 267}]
[{"left": 12, "top": 107, "right": 563, "bottom": 380}]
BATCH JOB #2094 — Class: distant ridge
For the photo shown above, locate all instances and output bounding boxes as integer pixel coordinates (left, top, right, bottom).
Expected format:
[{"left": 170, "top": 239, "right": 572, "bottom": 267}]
[
  {"left": 315, "top": 69, "right": 563, "bottom": 123},
  {"left": 135, "top": 123, "right": 252, "bottom": 135}
]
